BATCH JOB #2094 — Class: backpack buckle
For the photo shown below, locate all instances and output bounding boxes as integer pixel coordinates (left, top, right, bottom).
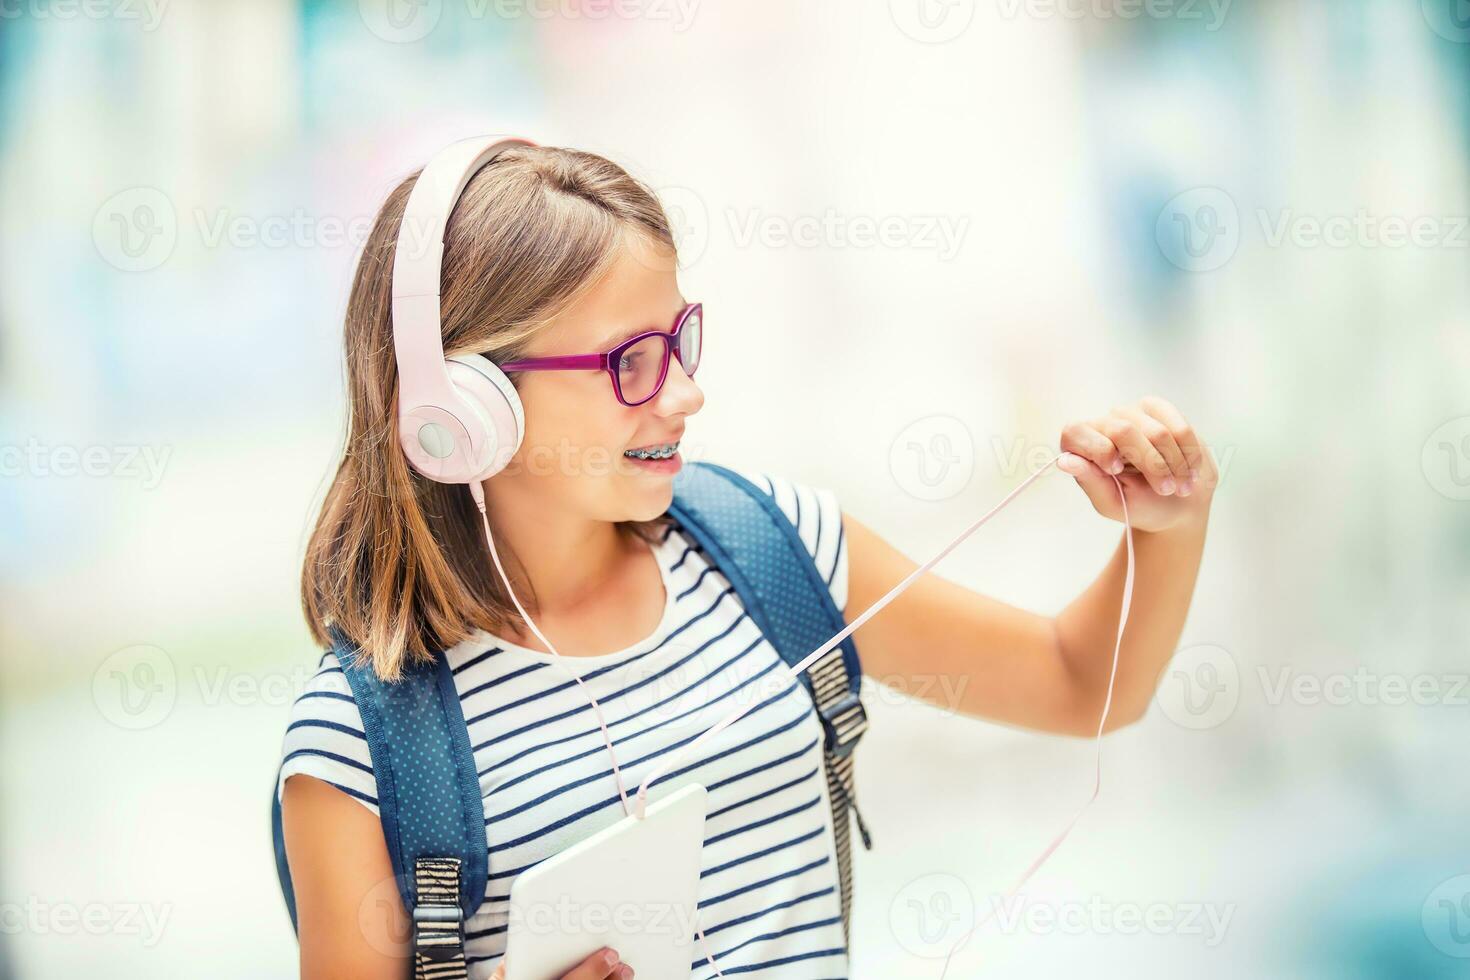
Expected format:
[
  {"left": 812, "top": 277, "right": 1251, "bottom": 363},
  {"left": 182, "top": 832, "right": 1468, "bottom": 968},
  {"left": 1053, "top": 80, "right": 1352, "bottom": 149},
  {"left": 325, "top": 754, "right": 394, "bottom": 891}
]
[
  {"left": 821, "top": 691, "right": 868, "bottom": 759},
  {"left": 412, "top": 902, "right": 465, "bottom": 962}
]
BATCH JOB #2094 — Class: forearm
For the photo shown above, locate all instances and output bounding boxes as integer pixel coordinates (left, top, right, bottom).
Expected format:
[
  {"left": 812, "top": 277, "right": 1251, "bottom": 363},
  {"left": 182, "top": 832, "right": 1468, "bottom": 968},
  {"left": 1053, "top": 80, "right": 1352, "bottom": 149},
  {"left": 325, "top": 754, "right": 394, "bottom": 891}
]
[{"left": 1054, "top": 507, "right": 1211, "bottom": 728}]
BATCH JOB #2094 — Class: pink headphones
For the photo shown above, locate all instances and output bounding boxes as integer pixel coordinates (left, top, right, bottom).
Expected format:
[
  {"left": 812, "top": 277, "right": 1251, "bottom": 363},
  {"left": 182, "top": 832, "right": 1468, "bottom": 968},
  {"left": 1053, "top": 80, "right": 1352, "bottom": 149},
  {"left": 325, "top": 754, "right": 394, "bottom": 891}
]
[{"left": 391, "top": 135, "right": 535, "bottom": 487}]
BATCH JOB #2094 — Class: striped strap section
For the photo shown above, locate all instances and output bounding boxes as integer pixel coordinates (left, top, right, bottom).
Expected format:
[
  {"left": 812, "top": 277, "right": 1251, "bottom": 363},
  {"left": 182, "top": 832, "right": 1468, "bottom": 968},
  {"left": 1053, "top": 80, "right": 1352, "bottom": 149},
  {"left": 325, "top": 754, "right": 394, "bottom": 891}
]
[
  {"left": 413, "top": 858, "right": 469, "bottom": 980},
  {"left": 808, "top": 643, "right": 871, "bottom": 946}
]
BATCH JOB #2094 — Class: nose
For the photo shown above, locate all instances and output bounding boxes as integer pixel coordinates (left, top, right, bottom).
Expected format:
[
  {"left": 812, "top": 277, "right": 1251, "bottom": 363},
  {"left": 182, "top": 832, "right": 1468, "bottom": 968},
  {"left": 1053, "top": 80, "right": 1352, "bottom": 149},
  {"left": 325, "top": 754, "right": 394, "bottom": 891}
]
[{"left": 650, "top": 353, "right": 704, "bottom": 418}]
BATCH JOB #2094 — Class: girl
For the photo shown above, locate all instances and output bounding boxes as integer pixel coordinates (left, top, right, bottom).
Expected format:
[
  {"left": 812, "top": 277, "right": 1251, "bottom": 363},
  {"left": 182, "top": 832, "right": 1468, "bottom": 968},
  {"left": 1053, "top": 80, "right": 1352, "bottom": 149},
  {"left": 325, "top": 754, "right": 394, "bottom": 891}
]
[{"left": 276, "top": 142, "right": 1216, "bottom": 980}]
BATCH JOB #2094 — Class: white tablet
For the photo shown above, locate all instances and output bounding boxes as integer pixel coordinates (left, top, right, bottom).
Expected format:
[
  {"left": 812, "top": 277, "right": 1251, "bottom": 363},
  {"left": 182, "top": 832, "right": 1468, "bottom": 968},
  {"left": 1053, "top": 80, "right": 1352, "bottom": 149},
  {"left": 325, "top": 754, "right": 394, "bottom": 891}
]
[{"left": 504, "top": 783, "right": 709, "bottom": 980}]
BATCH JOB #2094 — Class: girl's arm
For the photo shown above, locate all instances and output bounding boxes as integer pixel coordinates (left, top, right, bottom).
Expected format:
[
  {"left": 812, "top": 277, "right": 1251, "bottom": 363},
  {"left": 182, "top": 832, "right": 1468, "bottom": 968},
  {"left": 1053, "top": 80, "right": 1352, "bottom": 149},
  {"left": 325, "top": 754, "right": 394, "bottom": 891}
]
[
  {"left": 844, "top": 396, "right": 1216, "bottom": 736},
  {"left": 281, "top": 774, "right": 411, "bottom": 980}
]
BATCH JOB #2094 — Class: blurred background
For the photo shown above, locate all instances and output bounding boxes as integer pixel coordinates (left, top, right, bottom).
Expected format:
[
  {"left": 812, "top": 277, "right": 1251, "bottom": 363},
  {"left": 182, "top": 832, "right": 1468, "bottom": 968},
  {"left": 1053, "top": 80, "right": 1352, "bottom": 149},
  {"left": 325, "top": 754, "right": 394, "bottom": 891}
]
[{"left": 2, "top": 0, "right": 1468, "bottom": 976}]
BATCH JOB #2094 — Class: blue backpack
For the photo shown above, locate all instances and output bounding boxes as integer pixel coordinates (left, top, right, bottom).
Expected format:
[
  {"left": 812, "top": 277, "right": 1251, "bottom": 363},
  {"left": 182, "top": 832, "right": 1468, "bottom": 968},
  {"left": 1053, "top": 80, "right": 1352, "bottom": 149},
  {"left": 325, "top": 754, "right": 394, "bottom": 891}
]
[{"left": 270, "top": 460, "right": 871, "bottom": 978}]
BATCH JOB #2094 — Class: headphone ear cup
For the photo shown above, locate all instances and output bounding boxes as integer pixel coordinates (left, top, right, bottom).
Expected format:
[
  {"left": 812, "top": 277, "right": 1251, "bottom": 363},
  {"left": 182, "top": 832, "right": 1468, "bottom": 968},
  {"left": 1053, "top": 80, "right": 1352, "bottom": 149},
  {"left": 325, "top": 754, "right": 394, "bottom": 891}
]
[{"left": 445, "top": 353, "right": 525, "bottom": 482}]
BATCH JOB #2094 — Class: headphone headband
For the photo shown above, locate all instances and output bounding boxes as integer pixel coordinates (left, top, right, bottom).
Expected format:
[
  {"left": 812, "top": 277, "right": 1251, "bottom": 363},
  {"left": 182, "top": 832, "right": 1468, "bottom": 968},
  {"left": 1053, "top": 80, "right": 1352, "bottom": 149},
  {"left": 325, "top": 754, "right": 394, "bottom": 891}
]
[{"left": 392, "top": 135, "right": 534, "bottom": 415}]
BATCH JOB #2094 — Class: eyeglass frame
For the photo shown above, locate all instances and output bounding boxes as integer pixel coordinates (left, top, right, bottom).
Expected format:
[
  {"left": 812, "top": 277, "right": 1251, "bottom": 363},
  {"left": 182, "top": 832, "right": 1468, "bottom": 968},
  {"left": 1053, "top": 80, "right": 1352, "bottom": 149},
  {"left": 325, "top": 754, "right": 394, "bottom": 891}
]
[{"left": 498, "top": 301, "right": 703, "bottom": 407}]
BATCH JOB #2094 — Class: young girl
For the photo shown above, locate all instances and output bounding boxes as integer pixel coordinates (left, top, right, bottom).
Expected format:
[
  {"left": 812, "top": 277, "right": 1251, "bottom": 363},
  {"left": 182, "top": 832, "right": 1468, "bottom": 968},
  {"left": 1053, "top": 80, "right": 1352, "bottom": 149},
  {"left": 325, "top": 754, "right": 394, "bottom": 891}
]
[{"left": 276, "top": 141, "right": 1216, "bottom": 980}]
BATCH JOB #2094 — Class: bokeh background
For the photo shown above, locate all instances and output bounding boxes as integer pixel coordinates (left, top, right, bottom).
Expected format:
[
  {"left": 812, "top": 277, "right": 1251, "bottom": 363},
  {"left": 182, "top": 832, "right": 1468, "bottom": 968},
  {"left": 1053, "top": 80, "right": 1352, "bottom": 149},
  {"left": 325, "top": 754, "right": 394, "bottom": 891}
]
[{"left": 2, "top": 0, "right": 1468, "bottom": 976}]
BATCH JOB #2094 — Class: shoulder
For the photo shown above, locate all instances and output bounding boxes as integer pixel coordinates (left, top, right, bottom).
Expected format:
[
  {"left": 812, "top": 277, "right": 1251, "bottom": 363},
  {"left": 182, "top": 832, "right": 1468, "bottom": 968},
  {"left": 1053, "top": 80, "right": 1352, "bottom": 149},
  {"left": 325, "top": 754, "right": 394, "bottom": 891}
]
[
  {"left": 277, "top": 650, "right": 379, "bottom": 815},
  {"left": 715, "top": 464, "right": 849, "bottom": 612}
]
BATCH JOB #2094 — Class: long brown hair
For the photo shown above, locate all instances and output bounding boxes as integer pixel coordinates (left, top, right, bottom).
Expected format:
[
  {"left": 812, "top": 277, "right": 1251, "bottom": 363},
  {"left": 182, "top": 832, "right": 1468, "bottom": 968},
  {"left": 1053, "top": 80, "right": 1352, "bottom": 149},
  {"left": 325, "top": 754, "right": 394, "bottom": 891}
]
[{"left": 301, "top": 144, "right": 677, "bottom": 682}]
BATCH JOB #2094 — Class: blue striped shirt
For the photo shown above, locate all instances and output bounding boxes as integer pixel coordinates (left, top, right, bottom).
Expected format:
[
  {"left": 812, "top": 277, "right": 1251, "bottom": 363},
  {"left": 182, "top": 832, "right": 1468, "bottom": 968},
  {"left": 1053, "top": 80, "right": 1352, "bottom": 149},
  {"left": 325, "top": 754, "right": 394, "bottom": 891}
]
[{"left": 277, "top": 469, "right": 852, "bottom": 978}]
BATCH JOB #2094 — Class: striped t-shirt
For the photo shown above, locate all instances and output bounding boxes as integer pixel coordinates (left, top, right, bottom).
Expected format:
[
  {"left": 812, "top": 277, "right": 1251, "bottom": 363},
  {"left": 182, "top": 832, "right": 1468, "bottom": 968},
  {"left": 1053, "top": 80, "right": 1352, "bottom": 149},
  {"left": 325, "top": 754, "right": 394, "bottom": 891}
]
[{"left": 276, "top": 468, "right": 853, "bottom": 978}]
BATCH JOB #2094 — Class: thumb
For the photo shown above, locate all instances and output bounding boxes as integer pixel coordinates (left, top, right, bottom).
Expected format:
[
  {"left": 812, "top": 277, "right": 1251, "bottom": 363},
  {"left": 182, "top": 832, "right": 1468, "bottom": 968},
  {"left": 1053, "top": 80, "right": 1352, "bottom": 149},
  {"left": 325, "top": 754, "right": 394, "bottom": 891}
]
[
  {"left": 1057, "top": 452, "right": 1121, "bottom": 515},
  {"left": 490, "top": 961, "right": 506, "bottom": 979}
]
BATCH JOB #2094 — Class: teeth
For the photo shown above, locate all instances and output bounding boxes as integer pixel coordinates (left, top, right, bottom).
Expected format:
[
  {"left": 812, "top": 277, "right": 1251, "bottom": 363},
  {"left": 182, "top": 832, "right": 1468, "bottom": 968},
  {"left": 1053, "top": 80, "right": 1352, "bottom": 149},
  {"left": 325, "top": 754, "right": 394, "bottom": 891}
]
[{"left": 625, "top": 441, "right": 679, "bottom": 460}]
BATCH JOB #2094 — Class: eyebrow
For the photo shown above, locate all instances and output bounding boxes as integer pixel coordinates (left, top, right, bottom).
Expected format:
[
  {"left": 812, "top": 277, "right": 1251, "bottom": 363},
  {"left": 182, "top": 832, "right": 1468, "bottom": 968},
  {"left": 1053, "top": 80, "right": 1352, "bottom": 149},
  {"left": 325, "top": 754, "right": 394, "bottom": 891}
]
[{"left": 597, "top": 301, "right": 689, "bottom": 349}]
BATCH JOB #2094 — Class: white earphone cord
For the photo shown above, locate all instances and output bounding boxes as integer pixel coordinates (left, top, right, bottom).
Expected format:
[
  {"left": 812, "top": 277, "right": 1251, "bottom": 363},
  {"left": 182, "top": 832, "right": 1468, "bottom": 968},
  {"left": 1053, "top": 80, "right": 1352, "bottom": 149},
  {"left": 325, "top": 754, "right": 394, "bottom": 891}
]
[
  {"left": 467, "top": 480, "right": 728, "bottom": 978},
  {"left": 469, "top": 452, "right": 1136, "bottom": 979}
]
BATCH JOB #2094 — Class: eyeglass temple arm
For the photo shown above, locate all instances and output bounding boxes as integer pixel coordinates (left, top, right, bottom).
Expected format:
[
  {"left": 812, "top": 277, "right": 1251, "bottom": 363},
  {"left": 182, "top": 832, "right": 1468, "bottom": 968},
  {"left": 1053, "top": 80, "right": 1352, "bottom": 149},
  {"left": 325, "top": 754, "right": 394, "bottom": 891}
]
[{"left": 497, "top": 353, "right": 608, "bottom": 372}]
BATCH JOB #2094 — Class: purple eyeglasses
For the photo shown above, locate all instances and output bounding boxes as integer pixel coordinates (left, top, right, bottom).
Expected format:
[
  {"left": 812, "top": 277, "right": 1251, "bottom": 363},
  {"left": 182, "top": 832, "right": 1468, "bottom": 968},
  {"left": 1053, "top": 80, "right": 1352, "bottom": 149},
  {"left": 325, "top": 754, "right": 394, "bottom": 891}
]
[{"left": 499, "top": 302, "right": 703, "bottom": 407}]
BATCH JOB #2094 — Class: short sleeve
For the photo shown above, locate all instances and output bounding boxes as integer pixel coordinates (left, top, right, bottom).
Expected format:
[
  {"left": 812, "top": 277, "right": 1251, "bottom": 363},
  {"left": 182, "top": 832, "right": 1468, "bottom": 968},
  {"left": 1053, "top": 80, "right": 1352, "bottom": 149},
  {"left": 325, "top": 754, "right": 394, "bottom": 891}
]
[
  {"left": 728, "top": 467, "right": 849, "bottom": 613},
  {"left": 276, "top": 650, "right": 380, "bottom": 815}
]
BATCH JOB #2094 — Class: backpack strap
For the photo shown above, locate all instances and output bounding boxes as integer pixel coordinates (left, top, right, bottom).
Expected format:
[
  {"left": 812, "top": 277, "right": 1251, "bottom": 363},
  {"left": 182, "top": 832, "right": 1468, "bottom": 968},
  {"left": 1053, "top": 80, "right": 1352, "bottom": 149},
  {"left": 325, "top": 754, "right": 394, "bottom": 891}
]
[
  {"left": 270, "top": 626, "right": 488, "bottom": 980},
  {"left": 668, "top": 460, "right": 872, "bottom": 945}
]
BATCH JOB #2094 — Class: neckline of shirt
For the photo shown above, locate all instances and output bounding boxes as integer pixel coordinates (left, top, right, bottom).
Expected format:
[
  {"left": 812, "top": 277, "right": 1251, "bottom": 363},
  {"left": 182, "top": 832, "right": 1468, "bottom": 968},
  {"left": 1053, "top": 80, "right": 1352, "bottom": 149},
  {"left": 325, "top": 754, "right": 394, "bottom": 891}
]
[{"left": 447, "top": 525, "right": 687, "bottom": 671}]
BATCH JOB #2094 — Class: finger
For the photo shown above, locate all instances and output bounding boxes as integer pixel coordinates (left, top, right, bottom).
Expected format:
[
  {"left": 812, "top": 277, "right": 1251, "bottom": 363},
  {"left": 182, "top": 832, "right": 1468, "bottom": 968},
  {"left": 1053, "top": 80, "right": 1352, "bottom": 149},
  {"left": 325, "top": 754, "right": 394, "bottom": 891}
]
[
  {"left": 1120, "top": 404, "right": 1189, "bottom": 492},
  {"left": 1059, "top": 421, "right": 1125, "bottom": 475},
  {"left": 1097, "top": 413, "right": 1175, "bottom": 495},
  {"left": 1138, "top": 396, "right": 1204, "bottom": 490},
  {"left": 563, "top": 947, "right": 623, "bottom": 980},
  {"left": 491, "top": 963, "right": 506, "bottom": 980},
  {"left": 1058, "top": 452, "right": 1125, "bottom": 516}
]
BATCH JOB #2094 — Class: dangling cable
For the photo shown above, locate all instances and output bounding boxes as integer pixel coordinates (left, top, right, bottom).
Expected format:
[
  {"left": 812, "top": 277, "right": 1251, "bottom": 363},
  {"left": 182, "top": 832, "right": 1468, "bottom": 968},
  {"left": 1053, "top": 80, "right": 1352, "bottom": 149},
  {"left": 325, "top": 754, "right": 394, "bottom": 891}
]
[
  {"left": 936, "top": 463, "right": 1135, "bottom": 978},
  {"left": 467, "top": 481, "right": 729, "bottom": 978}
]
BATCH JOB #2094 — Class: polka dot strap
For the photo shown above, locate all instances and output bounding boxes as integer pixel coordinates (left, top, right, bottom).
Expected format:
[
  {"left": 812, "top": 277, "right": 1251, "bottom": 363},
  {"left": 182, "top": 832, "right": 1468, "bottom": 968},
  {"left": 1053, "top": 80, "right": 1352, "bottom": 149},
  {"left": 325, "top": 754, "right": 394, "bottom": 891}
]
[{"left": 330, "top": 626, "right": 488, "bottom": 973}]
